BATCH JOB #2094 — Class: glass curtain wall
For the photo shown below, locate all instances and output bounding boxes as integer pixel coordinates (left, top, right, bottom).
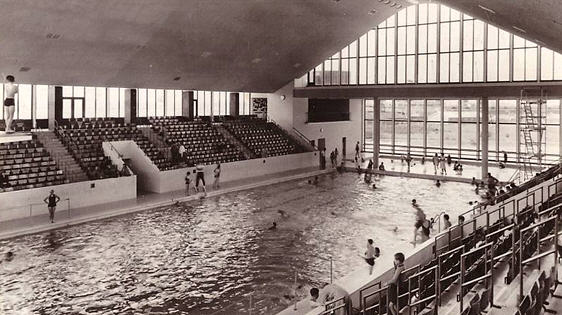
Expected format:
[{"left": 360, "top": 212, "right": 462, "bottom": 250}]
[
  {"left": 363, "top": 98, "right": 561, "bottom": 164},
  {"left": 297, "top": 3, "right": 562, "bottom": 87}
]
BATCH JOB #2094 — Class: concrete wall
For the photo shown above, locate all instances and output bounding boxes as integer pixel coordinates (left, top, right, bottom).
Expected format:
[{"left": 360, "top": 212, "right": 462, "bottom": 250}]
[
  {"left": 267, "top": 82, "right": 363, "bottom": 159},
  {"left": 149, "top": 152, "right": 318, "bottom": 194},
  {"left": 108, "top": 141, "right": 161, "bottom": 193},
  {"left": 0, "top": 176, "right": 137, "bottom": 221}
]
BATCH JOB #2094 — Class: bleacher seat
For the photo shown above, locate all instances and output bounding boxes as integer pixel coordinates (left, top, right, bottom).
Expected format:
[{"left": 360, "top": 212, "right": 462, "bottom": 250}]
[
  {"left": 223, "top": 116, "right": 305, "bottom": 157},
  {"left": 149, "top": 117, "right": 245, "bottom": 166},
  {"left": 56, "top": 118, "right": 173, "bottom": 180},
  {"left": 0, "top": 139, "right": 67, "bottom": 192}
]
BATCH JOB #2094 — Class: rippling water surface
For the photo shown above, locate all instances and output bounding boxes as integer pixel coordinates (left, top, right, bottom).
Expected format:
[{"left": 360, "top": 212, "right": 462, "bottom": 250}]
[{"left": 0, "top": 173, "right": 480, "bottom": 314}]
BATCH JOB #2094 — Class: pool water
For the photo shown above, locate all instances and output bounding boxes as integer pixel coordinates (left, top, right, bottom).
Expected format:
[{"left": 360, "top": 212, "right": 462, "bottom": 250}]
[{"left": 0, "top": 173, "right": 481, "bottom": 315}]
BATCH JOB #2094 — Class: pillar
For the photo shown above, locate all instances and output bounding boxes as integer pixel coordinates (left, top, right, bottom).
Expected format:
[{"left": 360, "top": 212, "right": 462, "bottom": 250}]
[
  {"left": 481, "top": 97, "right": 489, "bottom": 180},
  {"left": 229, "top": 92, "right": 240, "bottom": 117},
  {"left": 49, "top": 86, "right": 61, "bottom": 130},
  {"left": 123, "top": 89, "right": 136, "bottom": 124},
  {"left": 181, "top": 91, "right": 195, "bottom": 119},
  {"left": 373, "top": 98, "right": 381, "bottom": 168}
]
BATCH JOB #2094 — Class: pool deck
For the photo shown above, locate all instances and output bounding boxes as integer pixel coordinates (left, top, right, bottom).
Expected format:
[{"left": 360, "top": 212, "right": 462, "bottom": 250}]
[{"left": 0, "top": 167, "right": 331, "bottom": 240}]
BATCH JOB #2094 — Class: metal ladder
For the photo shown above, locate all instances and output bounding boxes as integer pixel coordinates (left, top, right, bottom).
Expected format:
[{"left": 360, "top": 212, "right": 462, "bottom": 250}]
[{"left": 519, "top": 88, "right": 547, "bottom": 181}]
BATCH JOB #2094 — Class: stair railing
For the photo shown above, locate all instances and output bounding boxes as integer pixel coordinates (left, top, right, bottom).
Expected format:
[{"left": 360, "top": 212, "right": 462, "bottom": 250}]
[{"left": 292, "top": 127, "right": 318, "bottom": 151}]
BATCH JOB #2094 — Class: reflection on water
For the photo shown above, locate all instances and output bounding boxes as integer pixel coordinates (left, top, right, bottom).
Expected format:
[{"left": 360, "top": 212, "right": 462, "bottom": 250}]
[{"left": 0, "top": 173, "right": 480, "bottom": 314}]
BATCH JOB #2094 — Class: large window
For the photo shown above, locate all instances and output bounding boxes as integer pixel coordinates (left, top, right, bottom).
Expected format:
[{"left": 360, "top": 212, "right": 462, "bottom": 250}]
[
  {"left": 303, "top": 3, "right": 562, "bottom": 86},
  {"left": 365, "top": 97, "right": 562, "bottom": 164}
]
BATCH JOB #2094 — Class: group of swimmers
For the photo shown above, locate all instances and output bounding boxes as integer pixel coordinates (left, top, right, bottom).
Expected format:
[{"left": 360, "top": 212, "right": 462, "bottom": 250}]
[{"left": 184, "top": 163, "right": 222, "bottom": 197}]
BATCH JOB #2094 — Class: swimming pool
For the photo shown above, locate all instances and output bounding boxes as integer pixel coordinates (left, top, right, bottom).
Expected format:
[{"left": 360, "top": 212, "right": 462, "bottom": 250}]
[{"left": 0, "top": 173, "right": 481, "bottom": 315}]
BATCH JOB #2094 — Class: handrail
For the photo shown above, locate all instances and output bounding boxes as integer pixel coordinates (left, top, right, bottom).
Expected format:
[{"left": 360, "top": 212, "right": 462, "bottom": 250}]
[
  {"left": 0, "top": 197, "right": 72, "bottom": 219},
  {"left": 292, "top": 127, "right": 318, "bottom": 150},
  {"left": 107, "top": 141, "right": 124, "bottom": 159}
]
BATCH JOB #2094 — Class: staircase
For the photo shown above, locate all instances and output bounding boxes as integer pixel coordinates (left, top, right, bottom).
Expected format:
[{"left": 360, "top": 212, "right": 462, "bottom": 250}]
[
  {"left": 138, "top": 126, "right": 172, "bottom": 161},
  {"left": 35, "top": 131, "right": 89, "bottom": 183},
  {"left": 214, "top": 124, "right": 255, "bottom": 159}
]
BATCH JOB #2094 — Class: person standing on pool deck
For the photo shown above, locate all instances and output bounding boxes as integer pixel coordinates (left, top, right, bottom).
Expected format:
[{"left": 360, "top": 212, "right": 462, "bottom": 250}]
[
  {"left": 355, "top": 141, "right": 360, "bottom": 160},
  {"left": 43, "top": 190, "right": 60, "bottom": 223},
  {"left": 195, "top": 163, "right": 206, "bottom": 195},
  {"left": 365, "top": 239, "right": 377, "bottom": 275},
  {"left": 3, "top": 75, "right": 18, "bottom": 134},
  {"left": 386, "top": 252, "right": 405, "bottom": 315},
  {"left": 432, "top": 153, "right": 439, "bottom": 174},
  {"left": 439, "top": 153, "right": 447, "bottom": 175},
  {"left": 443, "top": 214, "right": 452, "bottom": 230},
  {"left": 185, "top": 170, "right": 192, "bottom": 195},
  {"left": 213, "top": 163, "right": 221, "bottom": 189}
]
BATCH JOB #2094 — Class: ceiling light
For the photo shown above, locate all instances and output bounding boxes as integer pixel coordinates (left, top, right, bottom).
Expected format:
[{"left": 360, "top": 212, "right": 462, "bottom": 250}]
[
  {"left": 390, "top": 2, "right": 397, "bottom": 7},
  {"left": 477, "top": 5, "right": 496, "bottom": 15},
  {"left": 512, "top": 26, "right": 526, "bottom": 33}
]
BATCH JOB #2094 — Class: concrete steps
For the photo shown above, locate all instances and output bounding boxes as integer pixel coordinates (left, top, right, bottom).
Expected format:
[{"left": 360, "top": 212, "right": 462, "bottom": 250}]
[{"left": 35, "top": 131, "right": 89, "bottom": 182}]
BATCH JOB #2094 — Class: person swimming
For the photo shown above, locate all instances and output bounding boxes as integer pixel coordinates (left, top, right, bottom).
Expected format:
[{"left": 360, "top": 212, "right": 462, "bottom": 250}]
[{"left": 3, "top": 251, "right": 13, "bottom": 263}]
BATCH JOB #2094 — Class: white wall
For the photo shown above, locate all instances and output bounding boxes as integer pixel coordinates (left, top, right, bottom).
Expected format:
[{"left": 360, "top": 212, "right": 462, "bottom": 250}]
[
  {"left": 267, "top": 82, "right": 363, "bottom": 159},
  {"left": 109, "top": 141, "right": 161, "bottom": 192},
  {"left": 0, "top": 176, "right": 137, "bottom": 221},
  {"left": 149, "top": 152, "right": 318, "bottom": 194}
]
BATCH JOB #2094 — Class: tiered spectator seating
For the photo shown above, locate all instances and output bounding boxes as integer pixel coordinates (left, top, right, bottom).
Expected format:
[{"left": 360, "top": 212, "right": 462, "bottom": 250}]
[
  {"left": 149, "top": 117, "right": 245, "bottom": 166},
  {"left": 56, "top": 118, "right": 173, "bottom": 179},
  {"left": 357, "top": 163, "right": 562, "bottom": 315},
  {"left": 0, "top": 139, "right": 66, "bottom": 192},
  {"left": 223, "top": 116, "right": 305, "bottom": 157}
]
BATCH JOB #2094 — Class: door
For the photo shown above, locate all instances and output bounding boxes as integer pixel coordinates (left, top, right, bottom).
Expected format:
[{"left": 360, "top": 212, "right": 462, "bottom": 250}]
[
  {"left": 318, "top": 138, "right": 325, "bottom": 151},
  {"left": 342, "top": 137, "right": 346, "bottom": 157}
]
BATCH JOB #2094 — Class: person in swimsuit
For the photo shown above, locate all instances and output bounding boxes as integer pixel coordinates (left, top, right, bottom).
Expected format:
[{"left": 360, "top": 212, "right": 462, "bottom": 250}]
[
  {"left": 3, "top": 75, "right": 18, "bottom": 134},
  {"left": 365, "top": 239, "right": 376, "bottom": 275},
  {"left": 412, "top": 199, "right": 426, "bottom": 244},
  {"left": 185, "top": 171, "right": 191, "bottom": 195},
  {"left": 43, "top": 190, "right": 60, "bottom": 223},
  {"left": 386, "top": 252, "right": 405, "bottom": 315},
  {"left": 195, "top": 164, "right": 206, "bottom": 195},
  {"left": 213, "top": 163, "right": 221, "bottom": 189}
]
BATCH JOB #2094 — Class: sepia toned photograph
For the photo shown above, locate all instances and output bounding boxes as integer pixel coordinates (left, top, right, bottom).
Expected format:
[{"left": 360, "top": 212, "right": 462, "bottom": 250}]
[{"left": 1, "top": 1, "right": 562, "bottom": 314}]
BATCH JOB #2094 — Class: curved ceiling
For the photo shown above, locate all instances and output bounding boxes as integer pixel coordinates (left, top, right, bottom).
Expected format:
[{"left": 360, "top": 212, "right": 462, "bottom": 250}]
[{"left": 0, "top": 0, "right": 560, "bottom": 92}]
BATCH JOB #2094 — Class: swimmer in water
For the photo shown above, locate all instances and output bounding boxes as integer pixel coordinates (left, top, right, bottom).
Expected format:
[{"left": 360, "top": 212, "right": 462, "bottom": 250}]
[
  {"left": 372, "top": 184, "right": 377, "bottom": 189},
  {"left": 3, "top": 251, "right": 13, "bottom": 262},
  {"left": 278, "top": 210, "right": 288, "bottom": 217},
  {"left": 268, "top": 222, "right": 277, "bottom": 230},
  {"left": 393, "top": 226, "right": 399, "bottom": 233}
]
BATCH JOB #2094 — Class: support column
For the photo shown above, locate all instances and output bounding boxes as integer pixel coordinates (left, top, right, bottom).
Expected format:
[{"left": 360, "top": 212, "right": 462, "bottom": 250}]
[
  {"left": 373, "top": 98, "right": 381, "bottom": 168},
  {"left": 47, "top": 86, "right": 57, "bottom": 130},
  {"left": 229, "top": 92, "right": 240, "bottom": 117},
  {"left": 481, "top": 96, "right": 489, "bottom": 180},
  {"left": 181, "top": 91, "right": 194, "bottom": 119},
  {"left": 123, "top": 89, "right": 136, "bottom": 124}
]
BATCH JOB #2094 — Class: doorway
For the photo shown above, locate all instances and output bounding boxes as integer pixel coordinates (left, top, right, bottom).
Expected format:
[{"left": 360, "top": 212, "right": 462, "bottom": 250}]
[
  {"left": 317, "top": 138, "right": 325, "bottom": 151},
  {"left": 342, "top": 137, "right": 346, "bottom": 157}
]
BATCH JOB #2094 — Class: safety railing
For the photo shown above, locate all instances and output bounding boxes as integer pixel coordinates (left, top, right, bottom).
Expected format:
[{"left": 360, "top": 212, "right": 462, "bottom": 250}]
[
  {"left": 396, "top": 265, "right": 421, "bottom": 313},
  {"left": 358, "top": 281, "right": 382, "bottom": 314},
  {"left": 437, "top": 244, "right": 464, "bottom": 305},
  {"left": 0, "top": 198, "right": 72, "bottom": 222},
  {"left": 459, "top": 242, "right": 494, "bottom": 313},
  {"left": 406, "top": 265, "right": 439, "bottom": 315},
  {"left": 518, "top": 214, "right": 560, "bottom": 303},
  {"left": 292, "top": 127, "right": 318, "bottom": 151},
  {"left": 320, "top": 296, "right": 348, "bottom": 315}
]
